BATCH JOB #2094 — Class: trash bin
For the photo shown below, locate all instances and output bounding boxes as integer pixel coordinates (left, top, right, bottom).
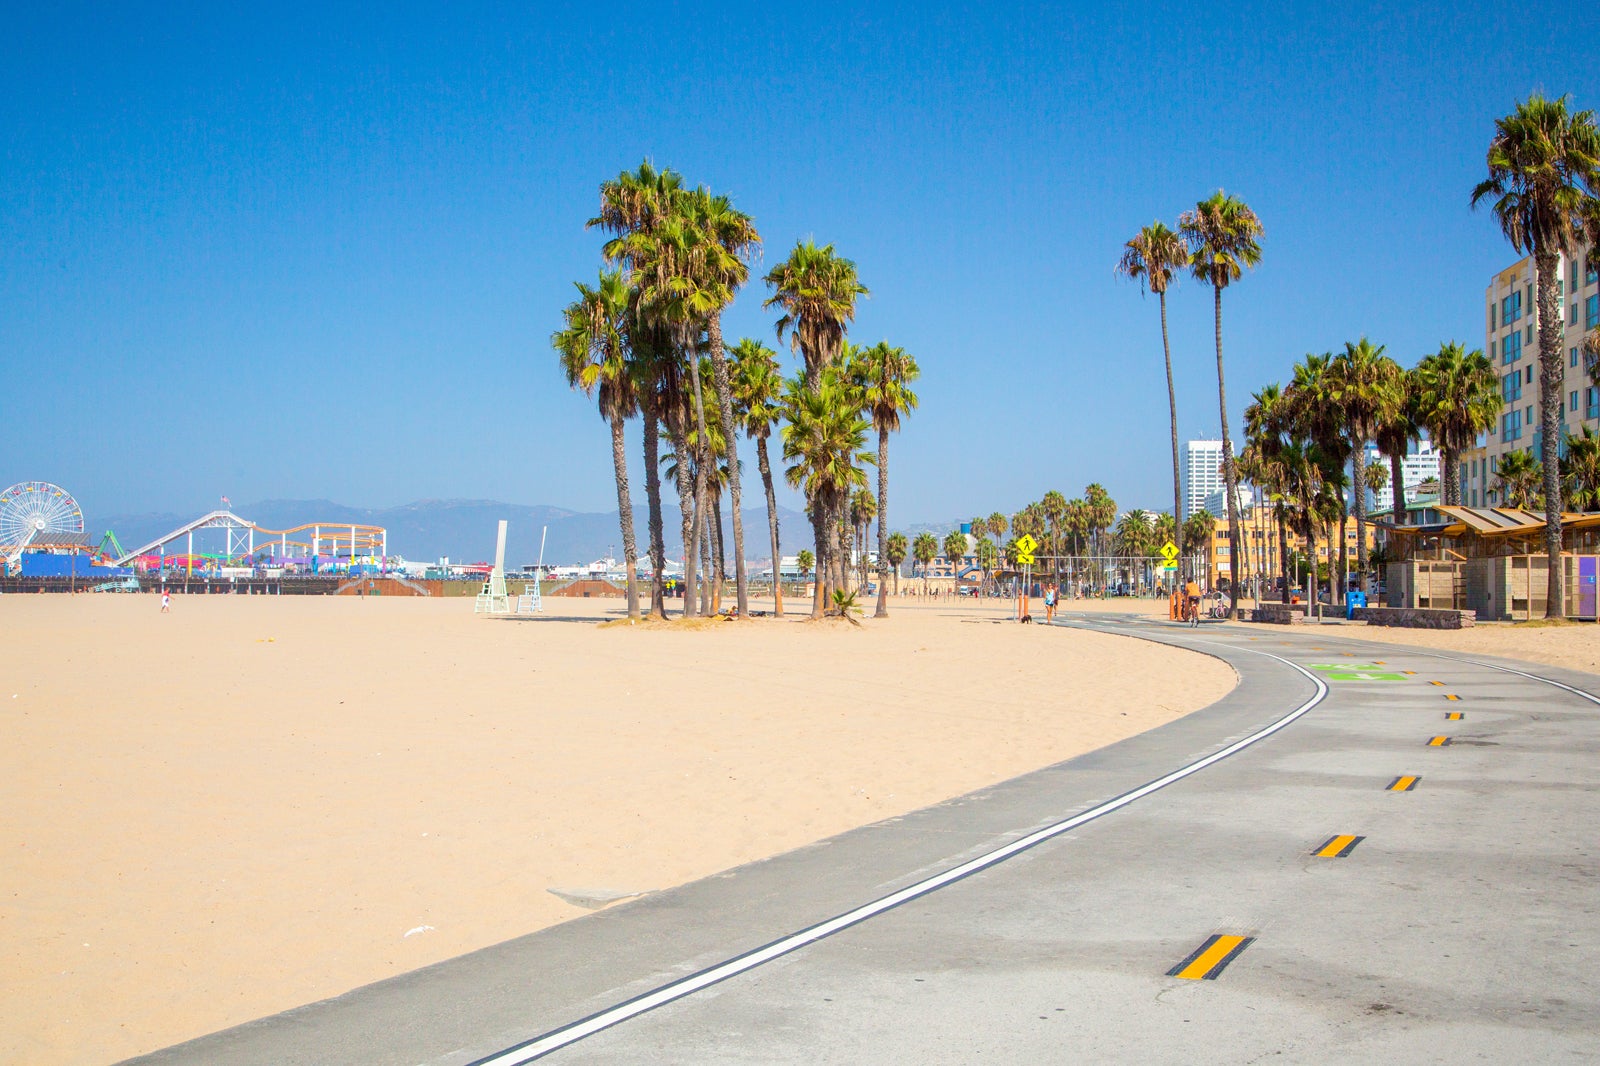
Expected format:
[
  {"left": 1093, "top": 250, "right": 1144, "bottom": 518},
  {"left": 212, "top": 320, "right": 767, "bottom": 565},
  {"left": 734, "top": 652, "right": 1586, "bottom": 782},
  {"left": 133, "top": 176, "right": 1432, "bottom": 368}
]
[{"left": 1345, "top": 589, "right": 1367, "bottom": 619}]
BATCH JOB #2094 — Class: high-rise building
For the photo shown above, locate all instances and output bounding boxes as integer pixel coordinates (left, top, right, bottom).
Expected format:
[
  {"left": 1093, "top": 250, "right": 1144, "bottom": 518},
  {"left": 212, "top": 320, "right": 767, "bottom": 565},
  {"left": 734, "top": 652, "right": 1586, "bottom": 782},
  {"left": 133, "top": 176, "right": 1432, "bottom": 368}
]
[
  {"left": 1462, "top": 242, "right": 1600, "bottom": 508},
  {"left": 1183, "top": 439, "right": 1225, "bottom": 517},
  {"left": 1365, "top": 441, "right": 1441, "bottom": 514}
]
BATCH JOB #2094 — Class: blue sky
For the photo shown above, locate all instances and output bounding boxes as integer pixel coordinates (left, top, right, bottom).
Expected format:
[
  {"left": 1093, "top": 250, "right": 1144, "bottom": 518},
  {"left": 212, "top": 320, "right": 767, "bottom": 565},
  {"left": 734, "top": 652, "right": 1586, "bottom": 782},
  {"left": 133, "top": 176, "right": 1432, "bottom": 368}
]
[{"left": 3, "top": 2, "right": 1596, "bottom": 529}]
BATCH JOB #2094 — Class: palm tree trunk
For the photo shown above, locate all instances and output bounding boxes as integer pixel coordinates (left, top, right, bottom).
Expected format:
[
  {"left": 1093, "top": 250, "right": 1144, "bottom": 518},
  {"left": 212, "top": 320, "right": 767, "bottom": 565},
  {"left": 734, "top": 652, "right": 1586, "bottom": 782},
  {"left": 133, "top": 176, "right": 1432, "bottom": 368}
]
[
  {"left": 706, "top": 315, "right": 749, "bottom": 618},
  {"left": 687, "top": 341, "right": 714, "bottom": 615},
  {"left": 1277, "top": 515, "right": 1290, "bottom": 604},
  {"left": 1213, "top": 286, "right": 1244, "bottom": 619},
  {"left": 712, "top": 488, "right": 726, "bottom": 614},
  {"left": 609, "top": 412, "right": 640, "bottom": 620},
  {"left": 875, "top": 426, "right": 890, "bottom": 617},
  {"left": 756, "top": 435, "right": 782, "bottom": 617},
  {"left": 670, "top": 419, "right": 698, "bottom": 618},
  {"left": 641, "top": 400, "right": 669, "bottom": 619},
  {"left": 1390, "top": 450, "right": 1408, "bottom": 524},
  {"left": 1535, "top": 248, "right": 1566, "bottom": 617},
  {"left": 1351, "top": 432, "right": 1369, "bottom": 596},
  {"left": 810, "top": 501, "right": 827, "bottom": 619},
  {"left": 1160, "top": 290, "right": 1184, "bottom": 583},
  {"left": 1331, "top": 502, "right": 1344, "bottom": 601},
  {"left": 1442, "top": 448, "right": 1460, "bottom": 507}
]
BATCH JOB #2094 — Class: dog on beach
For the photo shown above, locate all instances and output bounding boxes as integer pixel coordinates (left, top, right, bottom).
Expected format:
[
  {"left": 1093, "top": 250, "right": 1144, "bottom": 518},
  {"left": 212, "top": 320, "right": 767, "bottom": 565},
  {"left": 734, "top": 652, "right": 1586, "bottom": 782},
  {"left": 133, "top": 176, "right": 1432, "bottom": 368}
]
[{"left": 1020, "top": 614, "right": 1033, "bottom": 624}]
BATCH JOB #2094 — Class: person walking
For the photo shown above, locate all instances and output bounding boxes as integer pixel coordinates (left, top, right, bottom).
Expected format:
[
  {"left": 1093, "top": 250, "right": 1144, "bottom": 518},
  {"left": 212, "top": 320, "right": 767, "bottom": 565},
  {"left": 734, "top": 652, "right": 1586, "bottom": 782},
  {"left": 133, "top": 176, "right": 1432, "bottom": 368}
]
[
  {"left": 1044, "top": 583, "right": 1058, "bottom": 623},
  {"left": 160, "top": 586, "right": 171, "bottom": 613}
]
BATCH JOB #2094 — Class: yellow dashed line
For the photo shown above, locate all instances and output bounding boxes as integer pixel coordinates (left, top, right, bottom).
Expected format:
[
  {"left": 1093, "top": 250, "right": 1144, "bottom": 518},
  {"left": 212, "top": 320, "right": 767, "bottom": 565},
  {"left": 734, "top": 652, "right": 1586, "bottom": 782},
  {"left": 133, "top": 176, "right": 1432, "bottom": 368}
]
[
  {"left": 1168, "top": 934, "right": 1254, "bottom": 980},
  {"left": 1427, "top": 735, "right": 1451, "bottom": 747}
]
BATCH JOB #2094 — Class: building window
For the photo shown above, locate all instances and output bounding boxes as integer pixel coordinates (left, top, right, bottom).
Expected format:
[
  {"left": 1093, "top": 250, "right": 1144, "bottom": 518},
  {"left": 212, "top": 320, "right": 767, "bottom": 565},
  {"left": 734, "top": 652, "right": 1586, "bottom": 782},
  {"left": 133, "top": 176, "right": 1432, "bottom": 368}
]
[
  {"left": 1574, "top": 347, "right": 1581, "bottom": 368},
  {"left": 1526, "top": 405, "right": 1534, "bottom": 424},
  {"left": 1504, "top": 329, "right": 1522, "bottom": 364},
  {"left": 1527, "top": 365, "right": 1534, "bottom": 384},
  {"left": 1589, "top": 260, "right": 1598, "bottom": 285},
  {"left": 1573, "top": 391, "right": 1581, "bottom": 412},
  {"left": 1503, "top": 372, "right": 1522, "bottom": 402},
  {"left": 1490, "top": 303, "right": 1497, "bottom": 330},
  {"left": 1526, "top": 325, "right": 1533, "bottom": 345},
  {"left": 1588, "top": 293, "right": 1599, "bottom": 330},
  {"left": 1588, "top": 387, "right": 1599, "bottom": 420},
  {"left": 1503, "top": 409, "right": 1523, "bottom": 442},
  {"left": 1502, "top": 290, "right": 1522, "bottom": 325}
]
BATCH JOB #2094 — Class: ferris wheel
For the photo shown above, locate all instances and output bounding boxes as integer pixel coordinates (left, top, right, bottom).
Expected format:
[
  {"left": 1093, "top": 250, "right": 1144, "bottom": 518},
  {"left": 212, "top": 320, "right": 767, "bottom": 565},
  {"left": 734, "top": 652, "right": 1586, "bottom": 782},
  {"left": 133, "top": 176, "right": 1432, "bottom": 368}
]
[{"left": 0, "top": 481, "right": 85, "bottom": 551}]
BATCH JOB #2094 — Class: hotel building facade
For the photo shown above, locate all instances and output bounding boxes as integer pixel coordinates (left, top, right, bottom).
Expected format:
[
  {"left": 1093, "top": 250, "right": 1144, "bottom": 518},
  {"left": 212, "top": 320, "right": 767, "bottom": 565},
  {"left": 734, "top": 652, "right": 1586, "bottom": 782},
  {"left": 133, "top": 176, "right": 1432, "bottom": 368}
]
[{"left": 1462, "top": 242, "right": 1600, "bottom": 507}]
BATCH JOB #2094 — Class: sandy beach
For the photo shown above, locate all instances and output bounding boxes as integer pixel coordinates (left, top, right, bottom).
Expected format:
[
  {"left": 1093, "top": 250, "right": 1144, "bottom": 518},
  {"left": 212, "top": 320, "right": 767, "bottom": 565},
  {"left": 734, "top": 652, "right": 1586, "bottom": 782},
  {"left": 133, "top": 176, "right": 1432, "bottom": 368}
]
[{"left": 1, "top": 592, "right": 1232, "bottom": 1065}]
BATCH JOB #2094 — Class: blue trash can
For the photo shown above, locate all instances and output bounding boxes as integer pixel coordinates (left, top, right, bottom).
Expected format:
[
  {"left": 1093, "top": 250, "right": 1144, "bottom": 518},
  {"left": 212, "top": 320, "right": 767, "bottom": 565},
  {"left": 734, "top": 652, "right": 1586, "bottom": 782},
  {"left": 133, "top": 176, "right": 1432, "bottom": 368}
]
[{"left": 1345, "top": 589, "right": 1367, "bottom": 619}]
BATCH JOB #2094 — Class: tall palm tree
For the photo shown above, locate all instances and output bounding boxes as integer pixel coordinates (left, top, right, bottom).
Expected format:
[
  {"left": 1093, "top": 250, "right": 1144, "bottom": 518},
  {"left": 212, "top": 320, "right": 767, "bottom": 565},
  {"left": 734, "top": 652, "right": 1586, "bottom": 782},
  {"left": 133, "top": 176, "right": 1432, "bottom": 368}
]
[
  {"left": 589, "top": 162, "right": 686, "bottom": 616},
  {"left": 1561, "top": 426, "right": 1600, "bottom": 510},
  {"left": 796, "top": 549, "right": 814, "bottom": 587},
  {"left": 781, "top": 378, "right": 874, "bottom": 618},
  {"left": 859, "top": 341, "right": 919, "bottom": 617},
  {"left": 1414, "top": 342, "right": 1501, "bottom": 506},
  {"left": 674, "top": 188, "right": 762, "bottom": 618},
  {"left": 850, "top": 488, "right": 877, "bottom": 591},
  {"left": 987, "top": 512, "right": 1008, "bottom": 549},
  {"left": 1117, "top": 221, "right": 1190, "bottom": 578},
  {"left": 731, "top": 338, "right": 786, "bottom": 615},
  {"left": 765, "top": 241, "right": 869, "bottom": 612},
  {"left": 1287, "top": 352, "right": 1353, "bottom": 605},
  {"left": 1328, "top": 338, "right": 1400, "bottom": 594},
  {"left": 554, "top": 270, "right": 642, "bottom": 620},
  {"left": 1040, "top": 490, "right": 1068, "bottom": 585},
  {"left": 1373, "top": 365, "right": 1422, "bottom": 525},
  {"left": 1472, "top": 93, "right": 1600, "bottom": 616},
  {"left": 912, "top": 532, "right": 938, "bottom": 595},
  {"left": 1494, "top": 450, "right": 1544, "bottom": 509},
  {"left": 886, "top": 531, "right": 909, "bottom": 594},
  {"left": 1181, "top": 191, "right": 1264, "bottom": 619},
  {"left": 1083, "top": 485, "right": 1115, "bottom": 591}
]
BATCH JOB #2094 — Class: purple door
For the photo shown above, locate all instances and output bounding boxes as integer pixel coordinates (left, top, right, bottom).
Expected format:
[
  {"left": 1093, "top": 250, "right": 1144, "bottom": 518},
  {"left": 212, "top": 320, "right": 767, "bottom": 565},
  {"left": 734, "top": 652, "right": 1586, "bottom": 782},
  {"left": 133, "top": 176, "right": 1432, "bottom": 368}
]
[{"left": 1581, "top": 556, "right": 1597, "bottom": 620}]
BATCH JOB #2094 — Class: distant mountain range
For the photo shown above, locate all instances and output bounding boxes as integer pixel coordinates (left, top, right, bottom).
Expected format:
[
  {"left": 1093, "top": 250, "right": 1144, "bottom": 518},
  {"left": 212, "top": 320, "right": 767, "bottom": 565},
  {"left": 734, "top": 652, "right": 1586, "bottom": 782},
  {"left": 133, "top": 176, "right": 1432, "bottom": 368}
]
[{"left": 95, "top": 497, "right": 953, "bottom": 568}]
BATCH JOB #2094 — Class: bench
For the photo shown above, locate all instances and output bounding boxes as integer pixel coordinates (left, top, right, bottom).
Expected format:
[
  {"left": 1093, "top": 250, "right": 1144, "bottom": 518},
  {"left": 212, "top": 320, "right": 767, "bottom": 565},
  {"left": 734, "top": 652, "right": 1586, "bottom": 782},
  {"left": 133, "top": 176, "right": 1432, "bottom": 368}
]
[
  {"left": 1249, "top": 603, "right": 1308, "bottom": 625},
  {"left": 1353, "top": 606, "right": 1476, "bottom": 629}
]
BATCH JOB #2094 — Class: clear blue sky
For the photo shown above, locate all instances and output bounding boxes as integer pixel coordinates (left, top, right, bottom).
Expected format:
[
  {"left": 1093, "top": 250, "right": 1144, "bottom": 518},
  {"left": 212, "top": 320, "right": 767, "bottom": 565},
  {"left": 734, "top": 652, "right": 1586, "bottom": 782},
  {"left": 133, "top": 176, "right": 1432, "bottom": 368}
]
[{"left": 3, "top": 2, "right": 1596, "bottom": 527}]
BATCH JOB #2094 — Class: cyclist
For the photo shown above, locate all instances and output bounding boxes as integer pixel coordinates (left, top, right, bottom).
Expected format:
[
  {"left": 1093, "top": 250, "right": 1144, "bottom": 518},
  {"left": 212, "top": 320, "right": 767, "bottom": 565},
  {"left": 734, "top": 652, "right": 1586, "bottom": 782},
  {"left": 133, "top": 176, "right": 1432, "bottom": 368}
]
[{"left": 1183, "top": 580, "right": 1202, "bottom": 626}]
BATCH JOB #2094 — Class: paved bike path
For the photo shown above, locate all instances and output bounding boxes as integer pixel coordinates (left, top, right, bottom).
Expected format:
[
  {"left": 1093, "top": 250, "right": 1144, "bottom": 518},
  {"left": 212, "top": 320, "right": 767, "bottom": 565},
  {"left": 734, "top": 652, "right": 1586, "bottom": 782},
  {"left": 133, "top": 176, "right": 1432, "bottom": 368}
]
[{"left": 126, "top": 618, "right": 1600, "bottom": 1064}]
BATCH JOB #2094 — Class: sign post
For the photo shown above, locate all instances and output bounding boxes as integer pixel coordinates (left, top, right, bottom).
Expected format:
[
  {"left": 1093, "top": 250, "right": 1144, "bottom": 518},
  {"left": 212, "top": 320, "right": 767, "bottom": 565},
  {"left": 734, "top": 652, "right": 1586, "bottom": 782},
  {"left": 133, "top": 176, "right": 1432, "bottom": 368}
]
[{"left": 1015, "top": 534, "right": 1038, "bottom": 620}]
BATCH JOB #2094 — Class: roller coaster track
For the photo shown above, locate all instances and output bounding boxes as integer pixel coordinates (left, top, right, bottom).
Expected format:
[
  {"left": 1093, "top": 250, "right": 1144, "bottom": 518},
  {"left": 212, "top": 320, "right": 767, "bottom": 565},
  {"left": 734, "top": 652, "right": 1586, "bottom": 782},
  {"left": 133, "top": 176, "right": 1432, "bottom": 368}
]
[{"left": 115, "top": 510, "right": 386, "bottom": 566}]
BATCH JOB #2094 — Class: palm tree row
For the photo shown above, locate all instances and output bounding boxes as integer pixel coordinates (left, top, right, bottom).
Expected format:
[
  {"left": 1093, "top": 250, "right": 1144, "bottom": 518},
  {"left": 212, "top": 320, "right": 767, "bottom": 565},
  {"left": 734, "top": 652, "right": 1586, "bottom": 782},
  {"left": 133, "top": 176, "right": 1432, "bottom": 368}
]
[
  {"left": 1119, "top": 190, "right": 1265, "bottom": 619},
  {"left": 557, "top": 165, "right": 920, "bottom": 623},
  {"left": 1241, "top": 340, "right": 1502, "bottom": 606}
]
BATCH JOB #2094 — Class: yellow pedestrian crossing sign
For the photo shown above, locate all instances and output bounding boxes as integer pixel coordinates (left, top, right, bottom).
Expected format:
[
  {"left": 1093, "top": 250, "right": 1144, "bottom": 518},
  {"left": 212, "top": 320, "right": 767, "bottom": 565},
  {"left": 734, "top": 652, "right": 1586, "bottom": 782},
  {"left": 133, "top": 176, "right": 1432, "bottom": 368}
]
[
  {"left": 1015, "top": 533, "right": 1037, "bottom": 567},
  {"left": 1159, "top": 540, "right": 1178, "bottom": 561}
]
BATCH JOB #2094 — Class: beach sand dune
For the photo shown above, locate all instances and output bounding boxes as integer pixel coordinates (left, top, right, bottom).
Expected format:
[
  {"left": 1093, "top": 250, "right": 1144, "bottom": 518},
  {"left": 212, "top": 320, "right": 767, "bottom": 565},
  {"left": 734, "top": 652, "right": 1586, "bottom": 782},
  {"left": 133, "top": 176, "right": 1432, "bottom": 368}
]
[{"left": 0, "top": 594, "right": 1232, "bottom": 1065}]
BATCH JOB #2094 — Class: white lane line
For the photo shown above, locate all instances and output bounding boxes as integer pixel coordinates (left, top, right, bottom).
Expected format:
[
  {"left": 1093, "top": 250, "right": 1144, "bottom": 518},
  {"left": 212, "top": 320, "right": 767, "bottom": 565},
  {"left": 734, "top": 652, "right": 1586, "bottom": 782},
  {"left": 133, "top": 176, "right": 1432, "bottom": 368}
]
[{"left": 467, "top": 640, "right": 1326, "bottom": 1065}]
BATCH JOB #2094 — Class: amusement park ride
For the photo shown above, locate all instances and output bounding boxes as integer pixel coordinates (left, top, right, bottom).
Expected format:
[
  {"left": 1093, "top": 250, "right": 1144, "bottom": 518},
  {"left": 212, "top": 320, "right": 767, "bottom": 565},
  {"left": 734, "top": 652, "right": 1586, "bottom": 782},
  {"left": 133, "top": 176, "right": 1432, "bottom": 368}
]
[{"left": 0, "top": 480, "right": 390, "bottom": 577}]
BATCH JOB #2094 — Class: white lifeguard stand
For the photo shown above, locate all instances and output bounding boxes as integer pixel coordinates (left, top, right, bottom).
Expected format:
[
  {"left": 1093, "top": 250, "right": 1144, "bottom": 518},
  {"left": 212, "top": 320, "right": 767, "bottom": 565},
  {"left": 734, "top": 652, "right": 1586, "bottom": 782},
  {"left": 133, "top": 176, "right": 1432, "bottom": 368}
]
[
  {"left": 475, "top": 520, "right": 512, "bottom": 614},
  {"left": 516, "top": 525, "right": 546, "bottom": 614}
]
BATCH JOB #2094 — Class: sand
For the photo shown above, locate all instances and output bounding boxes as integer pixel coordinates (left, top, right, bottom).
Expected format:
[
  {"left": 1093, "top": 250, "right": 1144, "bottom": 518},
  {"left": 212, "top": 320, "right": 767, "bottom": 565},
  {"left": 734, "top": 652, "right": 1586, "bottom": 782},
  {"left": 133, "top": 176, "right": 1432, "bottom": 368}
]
[{"left": 1, "top": 592, "right": 1233, "bottom": 1065}]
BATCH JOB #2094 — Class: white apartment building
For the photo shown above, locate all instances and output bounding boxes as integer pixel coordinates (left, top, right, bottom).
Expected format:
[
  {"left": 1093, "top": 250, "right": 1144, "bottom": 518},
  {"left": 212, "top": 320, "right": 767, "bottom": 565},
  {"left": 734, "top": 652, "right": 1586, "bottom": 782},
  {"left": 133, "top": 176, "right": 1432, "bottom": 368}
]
[
  {"left": 1183, "top": 439, "right": 1225, "bottom": 517},
  {"left": 1462, "top": 243, "right": 1600, "bottom": 507},
  {"left": 1365, "top": 441, "right": 1441, "bottom": 514},
  {"left": 1201, "top": 483, "right": 1252, "bottom": 520}
]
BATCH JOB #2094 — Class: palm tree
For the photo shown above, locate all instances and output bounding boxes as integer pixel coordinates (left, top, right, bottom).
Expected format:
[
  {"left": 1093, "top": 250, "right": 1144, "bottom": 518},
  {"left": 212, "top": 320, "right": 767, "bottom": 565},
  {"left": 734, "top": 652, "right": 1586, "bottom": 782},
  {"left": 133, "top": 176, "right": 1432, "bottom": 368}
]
[
  {"left": 858, "top": 341, "right": 920, "bottom": 617},
  {"left": 1373, "top": 365, "right": 1422, "bottom": 525},
  {"left": 1329, "top": 338, "right": 1400, "bottom": 594},
  {"left": 942, "top": 529, "right": 970, "bottom": 593},
  {"left": 850, "top": 488, "right": 877, "bottom": 591},
  {"left": 1493, "top": 450, "right": 1544, "bottom": 509},
  {"left": 1181, "top": 191, "right": 1264, "bottom": 619},
  {"left": 1243, "top": 382, "right": 1292, "bottom": 602},
  {"left": 1472, "top": 93, "right": 1600, "bottom": 617},
  {"left": 1562, "top": 426, "right": 1600, "bottom": 510},
  {"left": 765, "top": 241, "right": 869, "bottom": 611},
  {"left": 1117, "top": 221, "right": 1190, "bottom": 578},
  {"left": 1040, "top": 490, "right": 1068, "bottom": 586},
  {"left": 1414, "top": 342, "right": 1501, "bottom": 506},
  {"left": 589, "top": 162, "right": 690, "bottom": 616},
  {"left": 886, "top": 531, "right": 909, "bottom": 594},
  {"left": 974, "top": 535, "right": 998, "bottom": 592},
  {"left": 679, "top": 188, "right": 762, "bottom": 618},
  {"left": 731, "top": 338, "right": 785, "bottom": 615},
  {"left": 1287, "top": 353, "right": 1353, "bottom": 604},
  {"left": 554, "top": 270, "right": 643, "bottom": 620},
  {"left": 987, "top": 512, "right": 1008, "bottom": 550},
  {"left": 912, "top": 532, "right": 938, "bottom": 595},
  {"left": 1115, "top": 509, "right": 1153, "bottom": 591},
  {"left": 796, "top": 549, "right": 814, "bottom": 588},
  {"left": 1182, "top": 511, "right": 1217, "bottom": 589},
  {"left": 781, "top": 378, "right": 874, "bottom": 618},
  {"left": 1083, "top": 485, "right": 1115, "bottom": 592}
]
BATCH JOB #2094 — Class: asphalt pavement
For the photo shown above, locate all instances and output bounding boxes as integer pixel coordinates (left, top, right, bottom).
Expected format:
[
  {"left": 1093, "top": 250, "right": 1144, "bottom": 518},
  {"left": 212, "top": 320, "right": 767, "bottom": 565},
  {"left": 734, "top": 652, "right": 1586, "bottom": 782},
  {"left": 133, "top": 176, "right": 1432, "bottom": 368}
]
[{"left": 125, "top": 615, "right": 1600, "bottom": 1065}]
